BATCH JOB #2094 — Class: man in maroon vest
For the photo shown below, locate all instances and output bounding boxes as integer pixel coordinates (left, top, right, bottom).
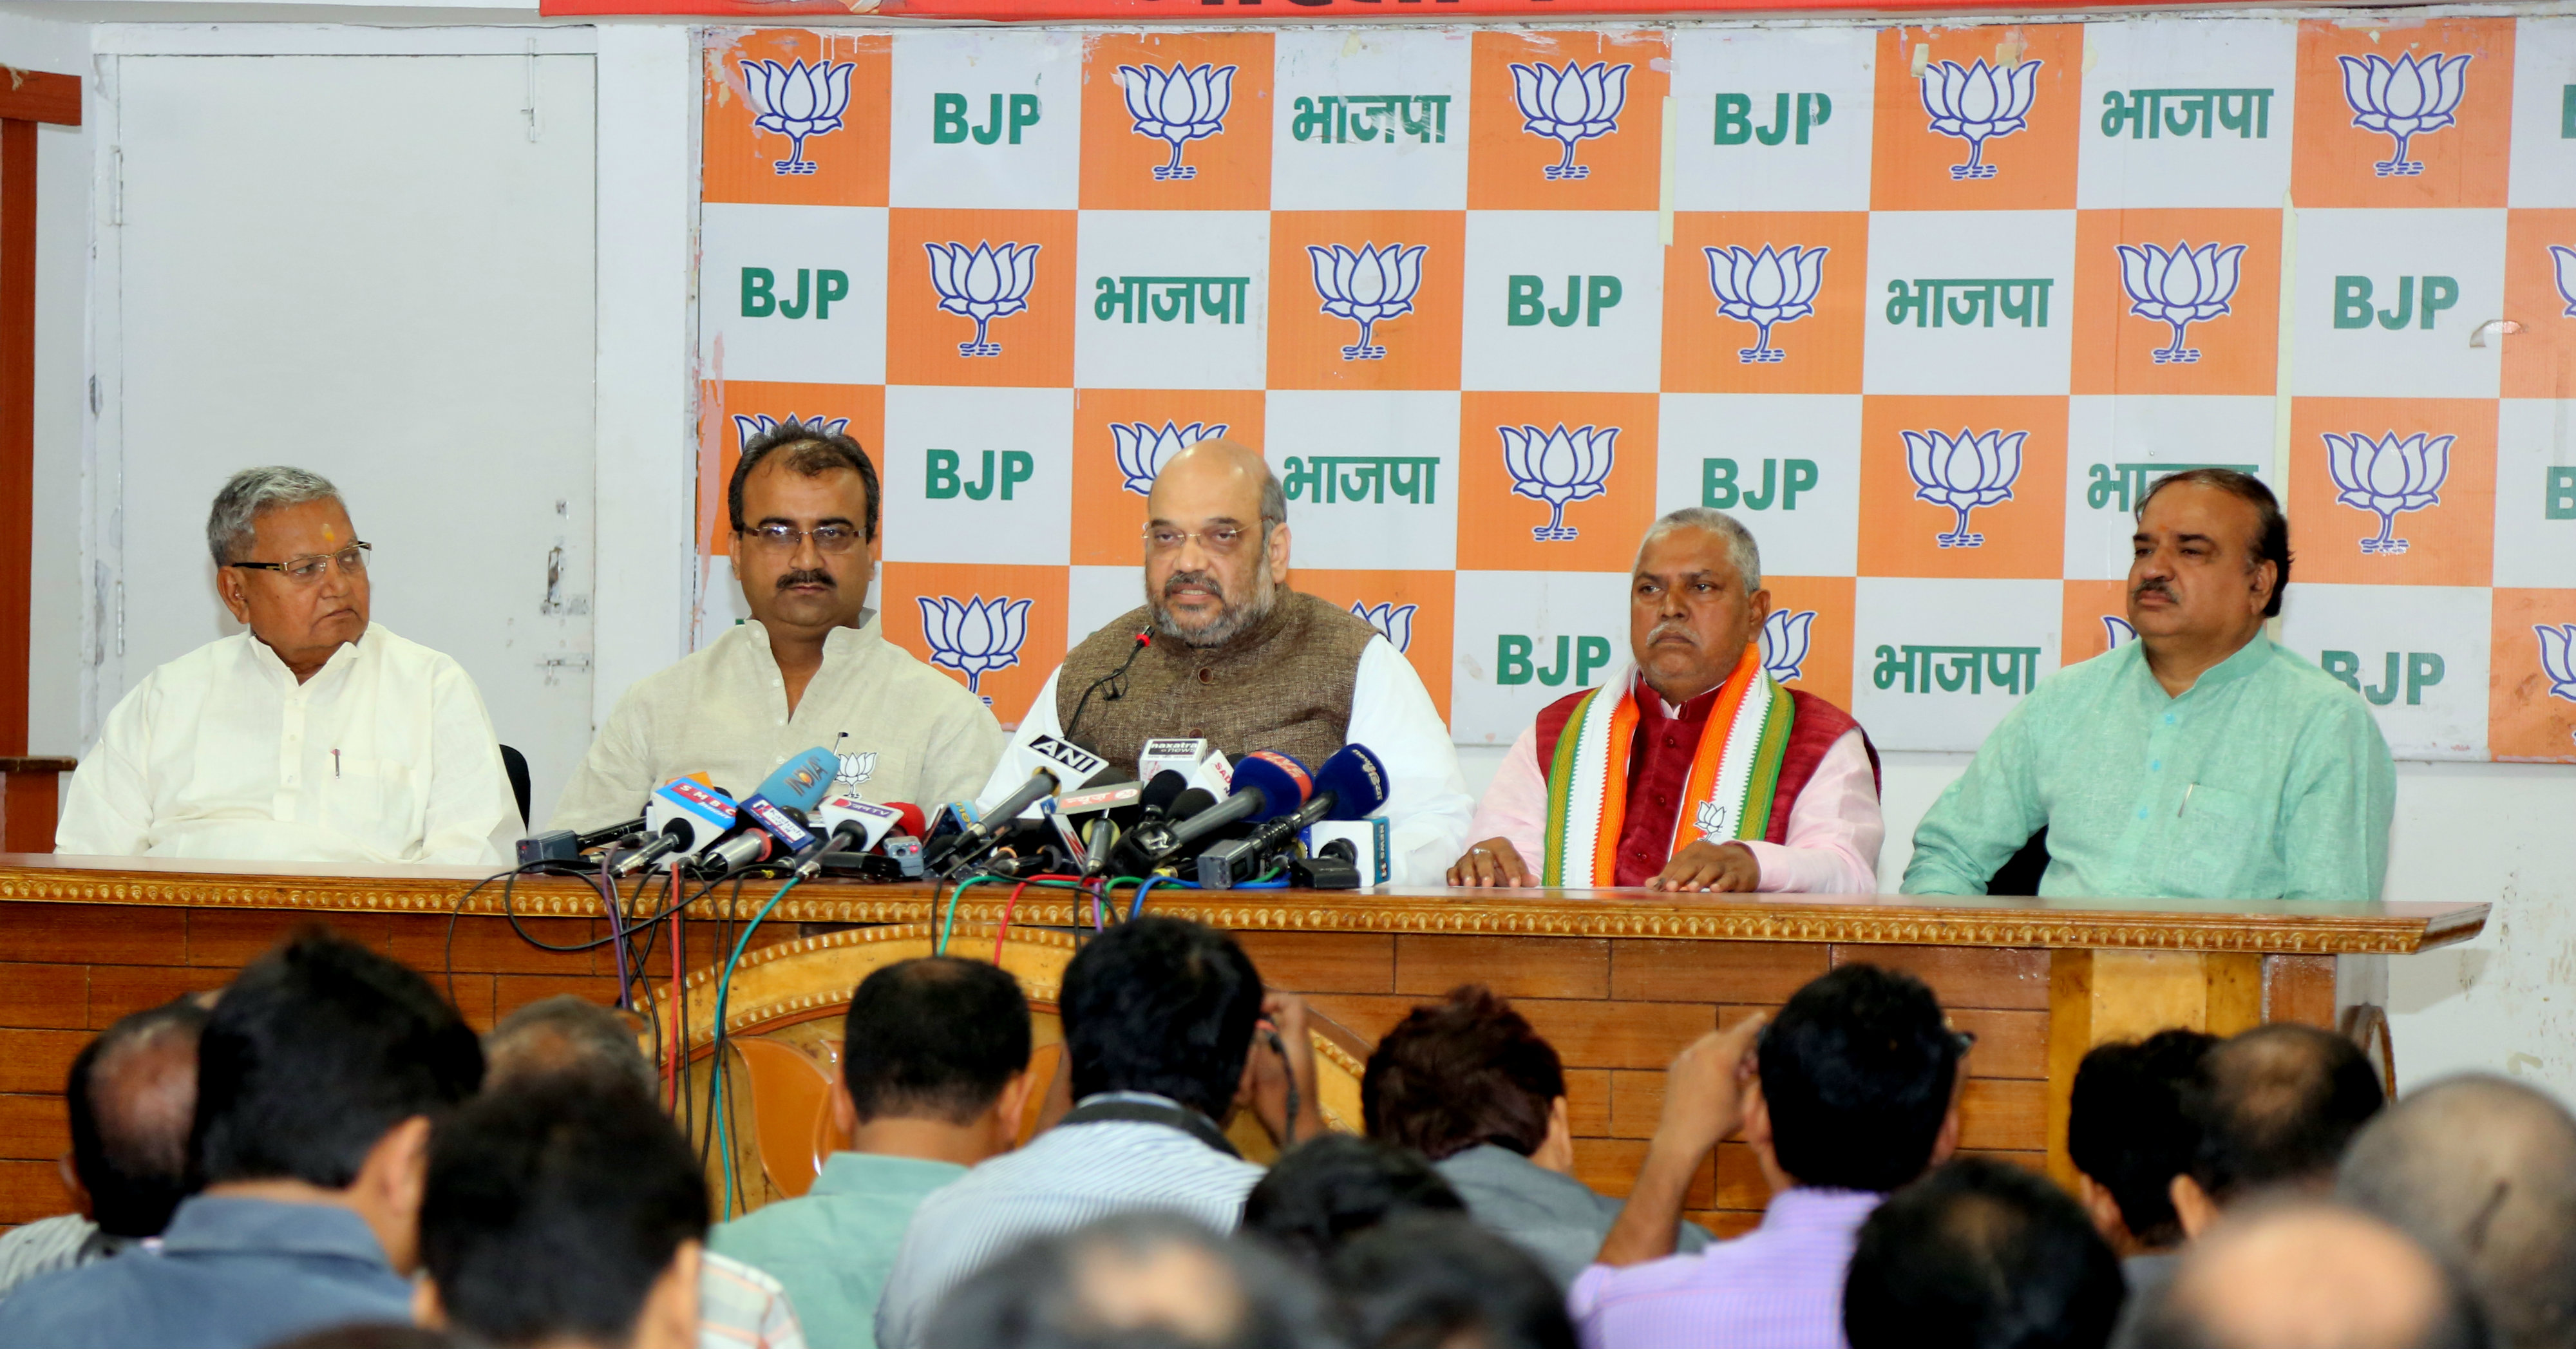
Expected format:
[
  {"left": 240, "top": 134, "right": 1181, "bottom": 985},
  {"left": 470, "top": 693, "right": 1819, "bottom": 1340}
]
[{"left": 1449, "top": 508, "right": 1883, "bottom": 893}]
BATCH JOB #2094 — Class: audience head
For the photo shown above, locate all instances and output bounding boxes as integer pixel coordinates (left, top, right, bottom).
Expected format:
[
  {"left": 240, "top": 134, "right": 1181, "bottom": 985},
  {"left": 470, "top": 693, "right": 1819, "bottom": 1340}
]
[
  {"left": 1754, "top": 963, "right": 1964, "bottom": 1193},
  {"left": 2130, "top": 1201, "right": 2486, "bottom": 1349},
  {"left": 2068, "top": 1029, "right": 2217, "bottom": 1253},
  {"left": 193, "top": 927, "right": 482, "bottom": 1270},
  {"left": 2337, "top": 1075, "right": 2576, "bottom": 1349},
  {"left": 2176, "top": 1024, "right": 2384, "bottom": 1230},
  {"left": 484, "top": 995, "right": 652, "bottom": 1097},
  {"left": 267, "top": 1328, "right": 484, "bottom": 1349},
  {"left": 1242, "top": 1135, "right": 1466, "bottom": 1267},
  {"left": 1844, "top": 1156, "right": 2125, "bottom": 1349},
  {"left": 726, "top": 416, "right": 880, "bottom": 638},
  {"left": 1142, "top": 437, "right": 1289, "bottom": 649},
  {"left": 417, "top": 1080, "right": 707, "bottom": 1349},
  {"left": 925, "top": 1211, "right": 1341, "bottom": 1349},
  {"left": 1061, "top": 916, "right": 1265, "bottom": 1123},
  {"left": 838, "top": 957, "right": 1034, "bottom": 1155},
  {"left": 1361, "top": 985, "right": 1567, "bottom": 1166},
  {"left": 64, "top": 995, "right": 210, "bottom": 1238},
  {"left": 207, "top": 465, "right": 370, "bottom": 672},
  {"left": 1329, "top": 1214, "right": 1577, "bottom": 1349}
]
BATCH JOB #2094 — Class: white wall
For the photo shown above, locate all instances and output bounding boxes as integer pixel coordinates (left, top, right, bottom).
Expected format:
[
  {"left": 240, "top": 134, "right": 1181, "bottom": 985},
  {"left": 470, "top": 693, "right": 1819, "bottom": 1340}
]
[{"left": 0, "top": 11, "right": 94, "bottom": 758}]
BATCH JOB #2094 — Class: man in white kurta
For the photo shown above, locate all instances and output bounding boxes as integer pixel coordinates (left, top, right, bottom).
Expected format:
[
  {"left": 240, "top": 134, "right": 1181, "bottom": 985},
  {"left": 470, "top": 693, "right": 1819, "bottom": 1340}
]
[
  {"left": 57, "top": 469, "right": 518, "bottom": 866},
  {"left": 550, "top": 421, "right": 1003, "bottom": 831}
]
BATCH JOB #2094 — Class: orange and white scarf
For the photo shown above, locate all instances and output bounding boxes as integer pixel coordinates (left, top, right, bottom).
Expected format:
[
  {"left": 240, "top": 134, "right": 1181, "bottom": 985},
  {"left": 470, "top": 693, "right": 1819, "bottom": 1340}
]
[{"left": 1540, "top": 646, "right": 1796, "bottom": 887}]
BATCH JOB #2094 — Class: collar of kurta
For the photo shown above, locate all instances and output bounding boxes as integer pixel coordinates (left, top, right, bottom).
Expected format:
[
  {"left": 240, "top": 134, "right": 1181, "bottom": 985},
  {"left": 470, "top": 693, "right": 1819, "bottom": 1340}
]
[
  {"left": 246, "top": 625, "right": 370, "bottom": 690},
  {"left": 2136, "top": 629, "right": 2274, "bottom": 701},
  {"left": 742, "top": 610, "right": 882, "bottom": 663},
  {"left": 1629, "top": 666, "right": 1730, "bottom": 722},
  {"left": 156, "top": 1194, "right": 393, "bottom": 1268}
]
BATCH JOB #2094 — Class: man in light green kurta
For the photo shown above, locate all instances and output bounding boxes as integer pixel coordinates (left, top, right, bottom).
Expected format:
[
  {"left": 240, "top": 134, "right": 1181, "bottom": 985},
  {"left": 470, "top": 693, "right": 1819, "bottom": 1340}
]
[
  {"left": 710, "top": 958, "right": 1036, "bottom": 1349},
  {"left": 1905, "top": 470, "right": 2394, "bottom": 901}
]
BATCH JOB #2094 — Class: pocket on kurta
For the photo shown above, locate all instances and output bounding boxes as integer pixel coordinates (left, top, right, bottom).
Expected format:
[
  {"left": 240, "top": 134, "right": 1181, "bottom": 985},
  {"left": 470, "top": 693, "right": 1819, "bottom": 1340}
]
[
  {"left": 2157, "top": 783, "right": 2268, "bottom": 897},
  {"left": 321, "top": 757, "right": 421, "bottom": 855}
]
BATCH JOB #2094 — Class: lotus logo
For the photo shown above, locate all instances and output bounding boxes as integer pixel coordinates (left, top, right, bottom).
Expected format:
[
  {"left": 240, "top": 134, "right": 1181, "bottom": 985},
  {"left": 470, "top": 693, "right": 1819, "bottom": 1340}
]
[
  {"left": 923, "top": 241, "right": 1041, "bottom": 359},
  {"left": 1499, "top": 424, "right": 1617, "bottom": 542},
  {"left": 2324, "top": 430, "right": 2451, "bottom": 555},
  {"left": 2103, "top": 616, "right": 2137, "bottom": 650},
  {"left": 732, "top": 412, "right": 849, "bottom": 451},
  {"left": 1918, "top": 58, "right": 2040, "bottom": 181},
  {"left": 1902, "top": 427, "right": 2025, "bottom": 549},
  {"left": 2338, "top": 52, "right": 2470, "bottom": 178},
  {"left": 1510, "top": 60, "right": 1632, "bottom": 180},
  {"left": 2116, "top": 241, "right": 2246, "bottom": 366},
  {"left": 740, "top": 59, "right": 854, "bottom": 177},
  {"left": 2537, "top": 625, "right": 2576, "bottom": 709},
  {"left": 1350, "top": 601, "right": 1418, "bottom": 654},
  {"left": 1308, "top": 241, "right": 1426, "bottom": 362},
  {"left": 1112, "top": 421, "right": 1228, "bottom": 496},
  {"left": 1759, "top": 608, "right": 1816, "bottom": 683},
  {"left": 835, "top": 751, "right": 877, "bottom": 788},
  {"left": 1705, "top": 245, "right": 1827, "bottom": 365},
  {"left": 918, "top": 594, "right": 1031, "bottom": 703},
  {"left": 2549, "top": 245, "right": 2576, "bottom": 316},
  {"left": 1119, "top": 62, "right": 1235, "bottom": 182}
]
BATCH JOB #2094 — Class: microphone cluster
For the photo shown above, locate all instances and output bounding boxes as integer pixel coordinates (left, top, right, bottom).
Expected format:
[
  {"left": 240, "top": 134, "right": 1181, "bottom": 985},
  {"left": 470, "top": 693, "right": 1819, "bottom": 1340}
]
[
  {"left": 516, "top": 744, "right": 933, "bottom": 882},
  {"left": 515, "top": 730, "right": 1394, "bottom": 891}
]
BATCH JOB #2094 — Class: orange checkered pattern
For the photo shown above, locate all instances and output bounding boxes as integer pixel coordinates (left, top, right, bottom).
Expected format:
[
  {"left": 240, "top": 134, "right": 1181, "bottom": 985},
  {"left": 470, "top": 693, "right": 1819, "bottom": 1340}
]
[{"left": 698, "top": 19, "right": 2576, "bottom": 762}]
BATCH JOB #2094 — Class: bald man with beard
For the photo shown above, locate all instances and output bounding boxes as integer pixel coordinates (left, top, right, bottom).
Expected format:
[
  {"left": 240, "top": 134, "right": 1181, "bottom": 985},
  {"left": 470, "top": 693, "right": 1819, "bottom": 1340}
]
[{"left": 979, "top": 439, "right": 1471, "bottom": 883}]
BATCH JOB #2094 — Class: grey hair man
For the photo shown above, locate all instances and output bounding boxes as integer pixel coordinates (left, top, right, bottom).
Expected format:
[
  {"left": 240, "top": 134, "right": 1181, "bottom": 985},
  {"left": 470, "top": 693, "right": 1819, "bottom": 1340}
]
[
  {"left": 57, "top": 466, "right": 517, "bottom": 865},
  {"left": 2337, "top": 1075, "right": 2576, "bottom": 1349},
  {"left": 1451, "top": 505, "right": 1882, "bottom": 894},
  {"left": 976, "top": 438, "right": 1472, "bottom": 883}
]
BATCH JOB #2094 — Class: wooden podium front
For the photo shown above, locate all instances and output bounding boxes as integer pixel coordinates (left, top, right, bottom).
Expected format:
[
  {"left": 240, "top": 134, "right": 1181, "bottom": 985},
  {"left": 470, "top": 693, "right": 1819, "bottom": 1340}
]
[{"left": 0, "top": 856, "right": 2485, "bottom": 1237}]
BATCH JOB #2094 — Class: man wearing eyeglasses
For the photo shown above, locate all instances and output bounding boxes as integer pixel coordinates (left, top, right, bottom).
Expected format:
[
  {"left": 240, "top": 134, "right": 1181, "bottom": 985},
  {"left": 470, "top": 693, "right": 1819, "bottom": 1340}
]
[
  {"left": 975, "top": 438, "right": 1472, "bottom": 883},
  {"left": 551, "top": 420, "right": 1003, "bottom": 834},
  {"left": 56, "top": 466, "right": 520, "bottom": 865}
]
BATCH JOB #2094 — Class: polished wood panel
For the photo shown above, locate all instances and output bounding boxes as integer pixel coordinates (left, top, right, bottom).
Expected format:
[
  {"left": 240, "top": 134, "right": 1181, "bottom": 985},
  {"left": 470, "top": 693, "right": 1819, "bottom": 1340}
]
[{"left": 0, "top": 858, "right": 2486, "bottom": 1233}]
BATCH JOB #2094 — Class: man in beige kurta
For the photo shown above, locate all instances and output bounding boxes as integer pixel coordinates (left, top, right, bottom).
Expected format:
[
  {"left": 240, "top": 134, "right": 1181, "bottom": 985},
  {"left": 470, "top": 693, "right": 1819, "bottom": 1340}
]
[{"left": 551, "top": 422, "right": 1002, "bottom": 830}]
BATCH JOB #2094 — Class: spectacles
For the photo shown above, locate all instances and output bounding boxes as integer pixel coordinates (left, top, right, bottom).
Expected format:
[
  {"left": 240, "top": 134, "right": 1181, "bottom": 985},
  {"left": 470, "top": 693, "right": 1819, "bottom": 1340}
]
[
  {"left": 228, "top": 542, "right": 371, "bottom": 584},
  {"left": 1142, "top": 522, "right": 1270, "bottom": 556},
  {"left": 743, "top": 524, "right": 864, "bottom": 554}
]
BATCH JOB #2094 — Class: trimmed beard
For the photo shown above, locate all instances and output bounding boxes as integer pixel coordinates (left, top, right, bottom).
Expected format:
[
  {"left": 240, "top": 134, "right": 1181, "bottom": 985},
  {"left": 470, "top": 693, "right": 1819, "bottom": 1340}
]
[{"left": 1150, "top": 555, "right": 1278, "bottom": 649}]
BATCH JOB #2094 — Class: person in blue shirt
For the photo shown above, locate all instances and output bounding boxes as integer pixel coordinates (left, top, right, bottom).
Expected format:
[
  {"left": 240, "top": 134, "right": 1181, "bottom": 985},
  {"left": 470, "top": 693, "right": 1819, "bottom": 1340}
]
[{"left": 0, "top": 929, "right": 483, "bottom": 1349}]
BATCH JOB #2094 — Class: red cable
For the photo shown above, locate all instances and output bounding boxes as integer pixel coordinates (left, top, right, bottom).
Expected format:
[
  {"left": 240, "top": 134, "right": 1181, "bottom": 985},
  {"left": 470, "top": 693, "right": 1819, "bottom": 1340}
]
[{"left": 992, "top": 874, "right": 1082, "bottom": 963}]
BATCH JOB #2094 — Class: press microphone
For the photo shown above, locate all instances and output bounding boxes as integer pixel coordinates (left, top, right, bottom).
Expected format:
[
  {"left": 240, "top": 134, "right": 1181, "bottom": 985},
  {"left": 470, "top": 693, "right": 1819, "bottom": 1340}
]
[
  {"left": 614, "top": 778, "right": 737, "bottom": 876},
  {"left": 1197, "top": 746, "right": 1391, "bottom": 889},
  {"left": 797, "top": 797, "right": 911, "bottom": 878},
  {"left": 516, "top": 812, "right": 653, "bottom": 867},
  {"left": 696, "top": 748, "right": 840, "bottom": 876},
  {"left": 1056, "top": 780, "right": 1142, "bottom": 817},
  {"left": 1132, "top": 751, "right": 1312, "bottom": 867},
  {"left": 1140, "top": 738, "right": 1232, "bottom": 800},
  {"left": 1136, "top": 770, "right": 1188, "bottom": 825},
  {"left": 931, "top": 757, "right": 1083, "bottom": 874}
]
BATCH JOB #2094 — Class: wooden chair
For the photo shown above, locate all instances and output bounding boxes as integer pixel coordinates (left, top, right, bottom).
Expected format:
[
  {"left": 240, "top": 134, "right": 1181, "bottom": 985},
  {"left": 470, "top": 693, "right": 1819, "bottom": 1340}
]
[{"left": 649, "top": 921, "right": 1370, "bottom": 1217}]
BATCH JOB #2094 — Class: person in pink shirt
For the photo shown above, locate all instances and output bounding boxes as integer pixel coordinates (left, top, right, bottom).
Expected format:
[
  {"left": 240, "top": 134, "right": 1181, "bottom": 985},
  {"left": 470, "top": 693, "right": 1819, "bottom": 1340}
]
[
  {"left": 1569, "top": 964, "right": 1970, "bottom": 1349},
  {"left": 1447, "top": 507, "right": 1882, "bottom": 894}
]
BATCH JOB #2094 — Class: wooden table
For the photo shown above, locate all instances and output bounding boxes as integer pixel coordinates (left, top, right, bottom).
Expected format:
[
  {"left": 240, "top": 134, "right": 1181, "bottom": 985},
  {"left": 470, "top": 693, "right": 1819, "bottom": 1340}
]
[{"left": 0, "top": 856, "right": 2486, "bottom": 1235}]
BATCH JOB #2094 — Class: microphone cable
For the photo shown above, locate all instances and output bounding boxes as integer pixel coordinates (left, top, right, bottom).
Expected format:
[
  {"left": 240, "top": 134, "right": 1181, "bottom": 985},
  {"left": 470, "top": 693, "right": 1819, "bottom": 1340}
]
[{"left": 1062, "top": 630, "right": 1151, "bottom": 745}]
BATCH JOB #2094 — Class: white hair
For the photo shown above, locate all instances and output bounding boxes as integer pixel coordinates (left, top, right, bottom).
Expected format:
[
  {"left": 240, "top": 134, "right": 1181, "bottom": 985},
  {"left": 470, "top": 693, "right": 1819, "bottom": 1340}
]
[
  {"left": 207, "top": 466, "right": 342, "bottom": 569},
  {"left": 1636, "top": 507, "right": 1762, "bottom": 592}
]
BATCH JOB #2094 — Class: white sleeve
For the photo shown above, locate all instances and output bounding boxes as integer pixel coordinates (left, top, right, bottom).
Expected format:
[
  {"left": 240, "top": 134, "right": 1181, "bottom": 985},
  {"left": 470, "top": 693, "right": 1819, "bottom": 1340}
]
[
  {"left": 974, "top": 667, "right": 1063, "bottom": 813},
  {"left": 417, "top": 659, "right": 522, "bottom": 867},
  {"left": 54, "top": 679, "right": 156, "bottom": 856},
  {"left": 1348, "top": 638, "right": 1475, "bottom": 885},
  {"left": 1736, "top": 728, "right": 1884, "bottom": 895}
]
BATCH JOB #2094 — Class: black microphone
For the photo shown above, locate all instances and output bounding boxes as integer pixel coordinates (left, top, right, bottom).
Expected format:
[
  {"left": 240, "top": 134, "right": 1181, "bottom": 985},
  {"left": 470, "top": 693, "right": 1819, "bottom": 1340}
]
[
  {"left": 928, "top": 765, "right": 1066, "bottom": 874},
  {"left": 1136, "top": 770, "right": 1186, "bottom": 824}
]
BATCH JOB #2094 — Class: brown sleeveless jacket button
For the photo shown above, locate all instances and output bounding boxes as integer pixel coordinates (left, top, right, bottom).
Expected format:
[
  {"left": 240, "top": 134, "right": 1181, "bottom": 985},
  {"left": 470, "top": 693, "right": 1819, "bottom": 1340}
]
[{"left": 1198, "top": 668, "right": 1213, "bottom": 683}]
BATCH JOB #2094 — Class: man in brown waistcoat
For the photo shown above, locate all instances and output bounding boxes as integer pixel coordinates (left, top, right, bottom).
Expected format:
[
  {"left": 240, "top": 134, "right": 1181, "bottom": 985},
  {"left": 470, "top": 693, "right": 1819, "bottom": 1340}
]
[
  {"left": 1449, "top": 507, "right": 1884, "bottom": 893},
  {"left": 977, "top": 439, "right": 1472, "bottom": 883}
]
